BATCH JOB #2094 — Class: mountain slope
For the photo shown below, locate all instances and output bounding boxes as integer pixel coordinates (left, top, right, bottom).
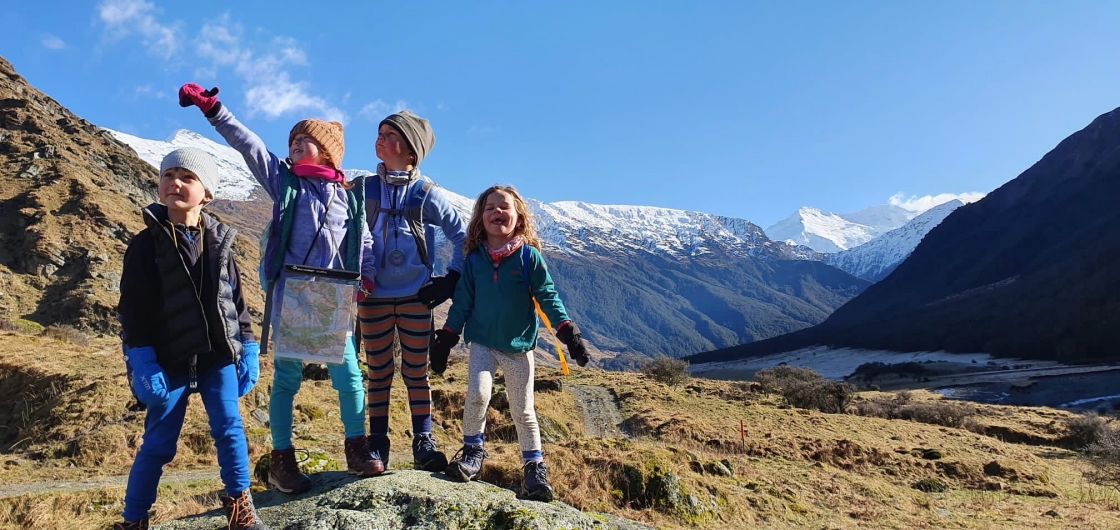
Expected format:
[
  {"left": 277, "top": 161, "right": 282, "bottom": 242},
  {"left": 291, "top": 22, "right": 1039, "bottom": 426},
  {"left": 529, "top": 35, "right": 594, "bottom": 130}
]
[
  {"left": 692, "top": 106, "right": 1120, "bottom": 364},
  {"left": 826, "top": 199, "right": 964, "bottom": 281},
  {"left": 0, "top": 57, "right": 265, "bottom": 332}
]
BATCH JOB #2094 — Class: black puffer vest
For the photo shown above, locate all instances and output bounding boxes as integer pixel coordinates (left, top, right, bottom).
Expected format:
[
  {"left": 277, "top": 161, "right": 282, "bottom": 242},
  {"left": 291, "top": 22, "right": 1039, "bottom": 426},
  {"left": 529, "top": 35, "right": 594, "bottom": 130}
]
[{"left": 142, "top": 204, "right": 243, "bottom": 382}]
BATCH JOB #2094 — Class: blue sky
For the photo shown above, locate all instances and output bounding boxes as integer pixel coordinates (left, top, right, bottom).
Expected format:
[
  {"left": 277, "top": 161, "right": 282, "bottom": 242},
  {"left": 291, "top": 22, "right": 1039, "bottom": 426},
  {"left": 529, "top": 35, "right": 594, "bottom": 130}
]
[{"left": 2, "top": 1, "right": 1119, "bottom": 226}]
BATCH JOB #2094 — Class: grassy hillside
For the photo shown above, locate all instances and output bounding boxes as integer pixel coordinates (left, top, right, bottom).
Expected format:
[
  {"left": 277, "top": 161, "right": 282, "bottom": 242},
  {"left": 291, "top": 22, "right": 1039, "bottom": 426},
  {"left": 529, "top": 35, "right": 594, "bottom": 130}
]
[{"left": 2, "top": 325, "right": 1119, "bottom": 529}]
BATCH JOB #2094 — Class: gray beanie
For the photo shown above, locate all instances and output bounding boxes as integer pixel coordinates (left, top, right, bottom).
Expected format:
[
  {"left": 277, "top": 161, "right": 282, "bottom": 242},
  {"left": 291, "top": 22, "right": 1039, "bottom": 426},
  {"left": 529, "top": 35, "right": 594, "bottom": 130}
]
[
  {"left": 160, "top": 147, "right": 218, "bottom": 199},
  {"left": 380, "top": 110, "right": 435, "bottom": 166}
]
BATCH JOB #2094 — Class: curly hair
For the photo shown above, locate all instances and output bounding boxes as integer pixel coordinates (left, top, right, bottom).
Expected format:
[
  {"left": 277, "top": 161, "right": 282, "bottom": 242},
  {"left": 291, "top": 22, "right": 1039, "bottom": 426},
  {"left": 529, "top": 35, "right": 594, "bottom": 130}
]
[{"left": 464, "top": 185, "right": 541, "bottom": 255}]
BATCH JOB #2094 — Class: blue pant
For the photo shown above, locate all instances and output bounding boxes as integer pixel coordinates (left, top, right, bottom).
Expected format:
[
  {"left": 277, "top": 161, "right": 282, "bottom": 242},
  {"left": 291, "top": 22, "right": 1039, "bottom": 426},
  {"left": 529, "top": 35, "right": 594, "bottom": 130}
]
[
  {"left": 270, "top": 336, "right": 366, "bottom": 450},
  {"left": 122, "top": 362, "right": 249, "bottom": 522}
]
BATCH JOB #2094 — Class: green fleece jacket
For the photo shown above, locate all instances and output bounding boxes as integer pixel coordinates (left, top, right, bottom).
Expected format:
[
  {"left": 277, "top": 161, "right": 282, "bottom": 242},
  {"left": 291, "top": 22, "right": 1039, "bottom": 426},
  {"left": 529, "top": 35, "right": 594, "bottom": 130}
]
[{"left": 444, "top": 244, "right": 570, "bottom": 354}]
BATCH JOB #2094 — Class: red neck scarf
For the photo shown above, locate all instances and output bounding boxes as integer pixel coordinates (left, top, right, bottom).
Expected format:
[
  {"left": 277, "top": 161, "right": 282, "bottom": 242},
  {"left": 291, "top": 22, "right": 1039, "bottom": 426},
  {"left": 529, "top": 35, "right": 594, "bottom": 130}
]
[{"left": 292, "top": 163, "right": 346, "bottom": 183}]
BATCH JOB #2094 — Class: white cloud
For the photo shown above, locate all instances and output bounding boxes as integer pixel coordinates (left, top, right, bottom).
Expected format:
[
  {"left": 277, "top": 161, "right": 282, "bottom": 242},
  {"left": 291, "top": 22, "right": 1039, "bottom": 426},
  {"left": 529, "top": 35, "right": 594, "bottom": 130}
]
[
  {"left": 97, "top": 0, "right": 178, "bottom": 60},
  {"left": 41, "top": 34, "right": 66, "bottom": 50},
  {"left": 889, "top": 192, "right": 986, "bottom": 212},
  {"left": 359, "top": 99, "right": 409, "bottom": 122},
  {"left": 195, "top": 16, "right": 346, "bottom": 122},
  {"left": 133, "top": 84, "right": 169, "bottom": 100}
]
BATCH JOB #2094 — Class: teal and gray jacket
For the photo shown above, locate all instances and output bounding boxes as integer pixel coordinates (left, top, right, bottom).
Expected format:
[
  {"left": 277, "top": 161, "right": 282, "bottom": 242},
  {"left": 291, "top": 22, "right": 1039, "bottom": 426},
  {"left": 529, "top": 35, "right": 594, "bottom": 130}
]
[{"left": 444, "top": 244, "right": 570, "bottom": 354}]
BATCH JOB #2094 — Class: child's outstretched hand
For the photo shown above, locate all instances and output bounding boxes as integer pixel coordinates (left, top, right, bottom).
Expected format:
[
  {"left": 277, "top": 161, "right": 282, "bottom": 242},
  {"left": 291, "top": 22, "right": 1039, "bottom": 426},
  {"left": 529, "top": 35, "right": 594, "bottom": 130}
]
[
  {"left": 556, "top": 322, "right": 590, "bottom": 367},
  {"left": 429, "top": 328, "right": 460, "bottom": 375},
  {"left": 178, "top": 83, "right": 221, "bottom": 117},
  {"left": 237, "top": 341, "right": 260, "bottom": 397}
]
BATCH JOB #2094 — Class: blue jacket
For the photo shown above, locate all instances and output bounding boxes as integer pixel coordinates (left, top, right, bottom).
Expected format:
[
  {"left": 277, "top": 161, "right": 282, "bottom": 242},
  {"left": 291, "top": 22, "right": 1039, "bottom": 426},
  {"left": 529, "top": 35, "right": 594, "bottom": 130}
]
[{"left": 364, "top": 164, "right": 467, "bottom": 298}]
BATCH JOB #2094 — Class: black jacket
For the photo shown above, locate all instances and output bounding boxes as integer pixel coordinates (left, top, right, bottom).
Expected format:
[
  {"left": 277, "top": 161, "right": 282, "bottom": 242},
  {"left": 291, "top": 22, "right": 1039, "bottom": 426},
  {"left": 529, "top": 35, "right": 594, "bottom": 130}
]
[{"left": 118, "top": 203, "right": 254, "bottom": 376}]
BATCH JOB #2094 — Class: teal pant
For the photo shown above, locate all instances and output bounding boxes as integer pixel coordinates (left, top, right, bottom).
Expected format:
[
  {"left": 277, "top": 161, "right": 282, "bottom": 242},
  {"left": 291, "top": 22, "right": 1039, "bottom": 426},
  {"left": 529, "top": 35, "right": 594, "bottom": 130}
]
[{"left": 270, "top": 336, "right": 366, "bottom": 450}]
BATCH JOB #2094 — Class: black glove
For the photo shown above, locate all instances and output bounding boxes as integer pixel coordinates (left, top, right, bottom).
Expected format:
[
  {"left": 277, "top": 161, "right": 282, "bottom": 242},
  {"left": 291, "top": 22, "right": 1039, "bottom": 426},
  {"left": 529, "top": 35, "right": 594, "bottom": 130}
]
[
  {"left": 417, "top": 270, "right": 461, "bottom": 309},
  {"left": 429, "top": 328, "right": 460, "bottom": 375},
  {"left": 556, "top": 322, "right": 589, "bottom": 367}
]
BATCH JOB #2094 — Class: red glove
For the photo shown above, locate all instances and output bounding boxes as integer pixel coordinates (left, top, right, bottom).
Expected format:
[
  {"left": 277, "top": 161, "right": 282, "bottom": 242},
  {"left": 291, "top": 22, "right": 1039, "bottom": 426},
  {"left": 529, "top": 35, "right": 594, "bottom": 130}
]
[
  {"left": 178, "top": 83, "right": 221, "bottom": 116},
  {"left": 356, "top": 277, "right": 375, "bottom": 302}
]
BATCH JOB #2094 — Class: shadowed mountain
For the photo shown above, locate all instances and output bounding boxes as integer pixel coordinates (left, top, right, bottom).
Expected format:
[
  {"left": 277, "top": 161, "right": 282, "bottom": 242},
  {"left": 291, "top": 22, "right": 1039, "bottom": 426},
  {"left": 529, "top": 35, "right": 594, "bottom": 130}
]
[{"left": 692, "top": 106, "right": 1120, "bottom": 364}]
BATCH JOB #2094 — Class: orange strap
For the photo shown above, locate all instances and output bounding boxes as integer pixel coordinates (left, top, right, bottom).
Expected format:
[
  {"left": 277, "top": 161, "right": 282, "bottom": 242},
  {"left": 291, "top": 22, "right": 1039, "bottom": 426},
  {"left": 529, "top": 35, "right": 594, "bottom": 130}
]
[{"left": 533, "top": 297, "right": 570, "bottom": 376}]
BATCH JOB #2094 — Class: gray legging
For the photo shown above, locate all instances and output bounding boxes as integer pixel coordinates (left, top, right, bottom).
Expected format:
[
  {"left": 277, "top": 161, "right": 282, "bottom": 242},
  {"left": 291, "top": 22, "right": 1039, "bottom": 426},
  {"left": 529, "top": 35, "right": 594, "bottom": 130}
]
[{"left": 462, "top": 343, "right": 540, "bottom": 453}]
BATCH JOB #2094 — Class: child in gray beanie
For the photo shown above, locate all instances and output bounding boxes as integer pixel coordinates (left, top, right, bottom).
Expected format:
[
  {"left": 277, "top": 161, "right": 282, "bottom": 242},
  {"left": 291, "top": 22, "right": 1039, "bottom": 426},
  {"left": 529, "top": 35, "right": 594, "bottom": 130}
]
[
  {"left": 360, "top": 110, "right": 468, "bottom": 471},
  {"left": 115, "top": 147, "right": 265, "bottom": 529}
]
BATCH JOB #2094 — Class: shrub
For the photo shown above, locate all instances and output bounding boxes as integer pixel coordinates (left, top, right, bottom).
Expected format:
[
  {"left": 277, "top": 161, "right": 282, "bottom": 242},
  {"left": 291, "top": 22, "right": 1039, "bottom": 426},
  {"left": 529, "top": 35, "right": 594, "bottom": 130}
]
[
  {"left": 1065, "top": 413, "right": 1111, "bottom": 449},
  {"left": 40, "top": 325, "right": 90, "bottom": 347},
  {"left": 641, "top": 357, "right": 690, "bottom": 386},
  {"left": 1085, "top": 424, "right": 1120, "bottom": 489},
  {"left": 851, "top": 392, "right": 975, "bottom": 428},
  {"left": 755, "top": 366, "right": 854, "bottom": 413},
  {"left": 755, "top": 366, "right": 821, "bottom": 394}
]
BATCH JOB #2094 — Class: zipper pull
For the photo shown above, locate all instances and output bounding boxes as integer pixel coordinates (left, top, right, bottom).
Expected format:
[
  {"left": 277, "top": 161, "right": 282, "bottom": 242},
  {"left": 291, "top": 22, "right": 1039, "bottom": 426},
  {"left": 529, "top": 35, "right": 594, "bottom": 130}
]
[{"left": 189, "top": 354, "right": 198, "bottom": 390}]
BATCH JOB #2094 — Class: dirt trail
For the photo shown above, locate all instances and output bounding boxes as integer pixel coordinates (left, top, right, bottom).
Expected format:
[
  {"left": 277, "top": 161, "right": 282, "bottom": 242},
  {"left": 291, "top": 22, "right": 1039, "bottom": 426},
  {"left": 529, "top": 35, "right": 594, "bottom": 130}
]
[
  {"left": 567, "top": 384, "right": 627, "bottom": 439},
  {"left": 0, "top": 469, "right": 219, "bottom": 499}
]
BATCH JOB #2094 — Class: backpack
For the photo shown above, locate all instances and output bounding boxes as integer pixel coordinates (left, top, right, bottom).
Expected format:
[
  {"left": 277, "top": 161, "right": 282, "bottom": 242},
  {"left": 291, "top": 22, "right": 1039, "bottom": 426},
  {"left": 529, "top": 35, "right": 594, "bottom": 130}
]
[
  {"left": 519, "top": 244, "right": 571, "bottom": 376},
  {"left": 365, "top": 176, "right": 436, "bottom": 268}
]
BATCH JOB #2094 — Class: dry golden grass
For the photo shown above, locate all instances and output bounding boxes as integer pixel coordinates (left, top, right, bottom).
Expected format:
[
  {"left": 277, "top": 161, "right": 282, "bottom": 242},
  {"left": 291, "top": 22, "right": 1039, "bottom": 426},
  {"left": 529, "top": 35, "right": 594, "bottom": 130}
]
[{"left": 4, "top": 327, "right": 1120, "bottom": 529}]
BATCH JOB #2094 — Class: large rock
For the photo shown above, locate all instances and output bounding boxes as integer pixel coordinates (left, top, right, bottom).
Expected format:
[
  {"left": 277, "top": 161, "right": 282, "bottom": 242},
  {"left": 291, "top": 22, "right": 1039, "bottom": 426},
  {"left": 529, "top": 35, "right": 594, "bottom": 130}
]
[{"left": 155, "top": 470, "right": 650, "bottom": 530}]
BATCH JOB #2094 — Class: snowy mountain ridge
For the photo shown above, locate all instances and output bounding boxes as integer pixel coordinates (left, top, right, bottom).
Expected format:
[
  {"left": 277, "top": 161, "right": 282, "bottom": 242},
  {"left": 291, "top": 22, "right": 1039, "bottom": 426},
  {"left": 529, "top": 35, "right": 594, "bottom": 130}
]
[
  {"left": 109, "top": 128, "right": 814, "bottom": 261},
  {"left": 825, "top": 200, "right": 966, "bottom": 281},
  {"left": 765, "top": 204, "right": 920, "bottom": 253}
]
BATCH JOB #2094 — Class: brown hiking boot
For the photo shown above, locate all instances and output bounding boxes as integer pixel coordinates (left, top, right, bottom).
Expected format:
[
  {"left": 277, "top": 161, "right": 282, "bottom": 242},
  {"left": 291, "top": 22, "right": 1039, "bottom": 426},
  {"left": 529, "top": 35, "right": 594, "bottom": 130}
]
[
  {"left": 268, "top": 447, "right": 312, "bottom": 494},
  {"left": 111, "top": 520, "right": 149, "bottom": 530},
  {"left": 344, "top": 435, "right": 384, "bottom": 477},
  {"left": 222, "top": 490, "right": 269, "bottom": 530}
]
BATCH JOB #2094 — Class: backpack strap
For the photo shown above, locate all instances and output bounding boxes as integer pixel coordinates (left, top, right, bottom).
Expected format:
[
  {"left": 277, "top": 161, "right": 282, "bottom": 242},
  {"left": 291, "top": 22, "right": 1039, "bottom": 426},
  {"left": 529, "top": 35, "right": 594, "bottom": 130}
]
[
  {"left": 520, "top": 245, "right": 570, "bottom": 376},
  {"left": 366, "top": 177, "right": 436, "bottom": 268}
]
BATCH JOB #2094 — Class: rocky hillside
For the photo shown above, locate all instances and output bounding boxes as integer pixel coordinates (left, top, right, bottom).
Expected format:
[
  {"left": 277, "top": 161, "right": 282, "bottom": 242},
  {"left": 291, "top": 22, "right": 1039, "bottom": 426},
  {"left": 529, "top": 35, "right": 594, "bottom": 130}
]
[{"left": 0, "top": 56, "right": 263, "bottom": 332}]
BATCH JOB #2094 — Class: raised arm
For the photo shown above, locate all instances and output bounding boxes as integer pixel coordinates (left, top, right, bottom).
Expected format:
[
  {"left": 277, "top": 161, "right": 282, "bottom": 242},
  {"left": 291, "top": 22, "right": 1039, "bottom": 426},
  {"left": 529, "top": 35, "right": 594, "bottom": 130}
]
[{"left": 179, "top": 83, "right": 284, "bottom": 201}]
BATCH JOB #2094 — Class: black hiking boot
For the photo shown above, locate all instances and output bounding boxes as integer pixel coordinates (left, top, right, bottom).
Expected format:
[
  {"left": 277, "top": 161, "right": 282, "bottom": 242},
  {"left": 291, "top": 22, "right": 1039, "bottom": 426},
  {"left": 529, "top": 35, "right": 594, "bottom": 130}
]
[
  {"left": 445, "top": 444, "right": 488, "bottom": 482},
  {"left": 369, "top": 434, "right": 391, "bottom": 469},
  {"left": 222, "top": 490, "right": 269, "bottom": 529},
  {"left": 268, "top": 447, "right": 312, "bottom": 494},
  {"left": 112, "top": 520, "right": 149, "bottom": 530},
  {"left": 412, "top": 432, "right": 448, "bottom": 471},
  {"left": 520, "top": 461, "right": 555, "bottom": 502},
  {"left": 345, "top": 435, "right": 384, "bottom": 477}
]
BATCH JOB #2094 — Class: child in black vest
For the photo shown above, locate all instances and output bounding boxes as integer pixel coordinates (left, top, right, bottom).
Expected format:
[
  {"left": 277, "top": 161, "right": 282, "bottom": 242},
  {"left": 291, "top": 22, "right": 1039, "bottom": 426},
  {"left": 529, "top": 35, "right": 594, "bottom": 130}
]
[{"left": 116, "top": 148, "right": 266, "bottom": 529}]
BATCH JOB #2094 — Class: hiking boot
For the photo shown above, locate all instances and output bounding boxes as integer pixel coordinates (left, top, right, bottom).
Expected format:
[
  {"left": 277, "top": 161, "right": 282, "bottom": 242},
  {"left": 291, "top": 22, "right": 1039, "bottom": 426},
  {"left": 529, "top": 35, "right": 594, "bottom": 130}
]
[
  {"left": 345, "top": 435, "right": 384, "bottom": 477},
  {"left": 222, "top": 490, "right": 269, "bottom": 530},
  {"left": 520, "top": 461, "right": 555, "bottom": 502},
  {"left": 412, "top": 432, "right": 448, "bottom": 471},
  {"left": 268, "top": 447, "right": 311, "bottom": 494},
  {"left": 369, "top": 434, "right": 391, "bottom": 469},
  {"left": 444, "top": 444, "right": 488, "bottom": 482},
  {"left": 111, "top": 520, "right": 149, "bottom": 530}
]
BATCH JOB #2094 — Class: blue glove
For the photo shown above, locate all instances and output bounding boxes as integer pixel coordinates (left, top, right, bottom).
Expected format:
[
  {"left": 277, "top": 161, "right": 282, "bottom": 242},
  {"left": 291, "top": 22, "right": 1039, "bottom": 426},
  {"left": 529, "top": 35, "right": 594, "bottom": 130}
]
[
  {"left": 238, "top": 342, "right": 260, "bottom": 397},
  {"left": 126, "top": 346, "right": 169, "bottom": 407}
]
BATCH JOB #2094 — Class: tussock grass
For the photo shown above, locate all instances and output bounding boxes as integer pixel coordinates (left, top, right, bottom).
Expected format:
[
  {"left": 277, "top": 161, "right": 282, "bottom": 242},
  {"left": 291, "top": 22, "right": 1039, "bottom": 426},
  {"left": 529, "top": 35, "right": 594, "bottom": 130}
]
[{"left": 3, "top": 334, "right": 1120, "bottom": 529}]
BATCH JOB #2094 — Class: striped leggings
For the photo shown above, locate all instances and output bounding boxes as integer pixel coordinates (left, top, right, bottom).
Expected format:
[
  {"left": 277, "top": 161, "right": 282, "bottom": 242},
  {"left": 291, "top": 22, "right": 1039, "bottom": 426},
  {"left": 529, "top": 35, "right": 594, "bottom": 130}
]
[{"left": 358, "top": 297, "right": 433, "bottom": 435}]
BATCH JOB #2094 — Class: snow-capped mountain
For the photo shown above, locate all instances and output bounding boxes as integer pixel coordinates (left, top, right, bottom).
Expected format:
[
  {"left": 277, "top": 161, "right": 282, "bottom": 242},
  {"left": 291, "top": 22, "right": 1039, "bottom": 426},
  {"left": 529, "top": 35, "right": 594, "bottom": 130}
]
[
  {"left": 111, "top": 129, "right": 815, "bottom": 262},
  {"left": 107, "top": 129, "right": 260, "bottom": 201},
  {"left": 825, "top": 200, "right": 965, "bottom": 281},
  {"left": 765, "top": 204, "right": 919, "bottom": 253},
  {"left": 110, "top": 128, "right": 864, "bottom": 364}
]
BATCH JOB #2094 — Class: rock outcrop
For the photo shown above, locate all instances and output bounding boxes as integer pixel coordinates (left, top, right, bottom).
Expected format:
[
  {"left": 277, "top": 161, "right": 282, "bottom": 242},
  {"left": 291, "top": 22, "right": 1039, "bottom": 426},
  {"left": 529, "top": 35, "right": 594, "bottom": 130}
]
[{"left": 155, "top": 470, "right": 650, "bottom": 530}]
